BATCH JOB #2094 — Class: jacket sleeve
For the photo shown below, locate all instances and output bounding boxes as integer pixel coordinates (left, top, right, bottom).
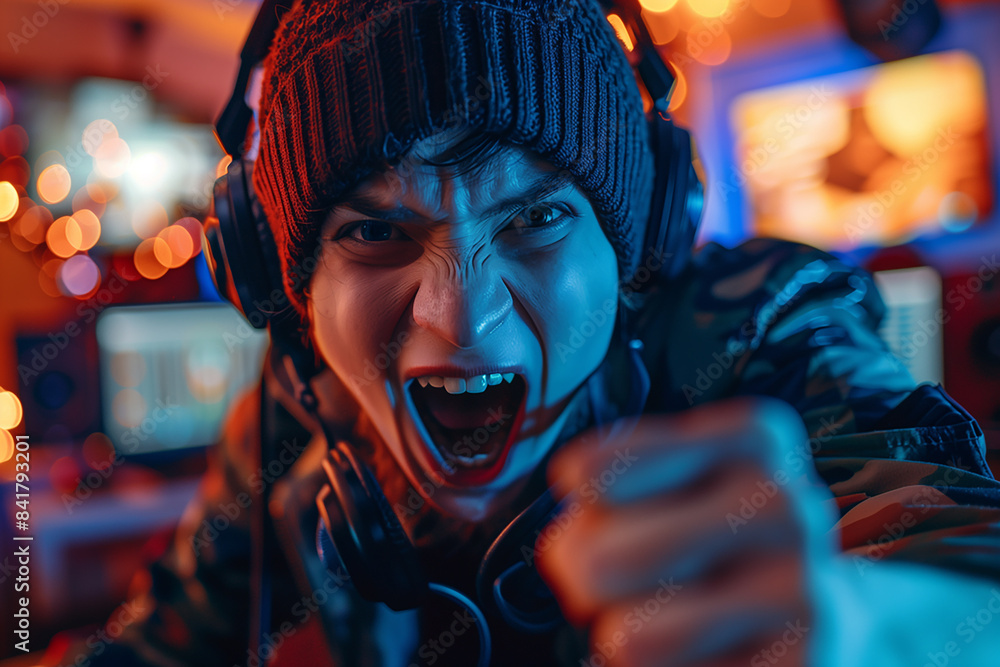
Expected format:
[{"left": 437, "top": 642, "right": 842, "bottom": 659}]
[
  {"left": 54, "top": 383, "right": 313, "bottom": 667},
  {"left": 643, "top": 238, "right": 1000, "bottom": 582}
]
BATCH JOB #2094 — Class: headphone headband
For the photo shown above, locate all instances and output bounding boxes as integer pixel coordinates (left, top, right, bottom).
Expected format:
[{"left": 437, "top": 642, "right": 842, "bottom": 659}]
[{"left": 215, "top": 0, "right": 288, "bottom": 157}]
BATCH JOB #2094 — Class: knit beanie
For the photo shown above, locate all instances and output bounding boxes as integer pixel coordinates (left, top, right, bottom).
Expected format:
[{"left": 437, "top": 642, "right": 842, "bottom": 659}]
[{"left": 253, "top": 0, "right": 656, "bottom": 322}]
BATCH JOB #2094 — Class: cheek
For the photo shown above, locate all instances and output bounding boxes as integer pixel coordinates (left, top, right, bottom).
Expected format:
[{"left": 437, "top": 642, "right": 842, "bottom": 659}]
[
  {"left": 514, "top": 221, "right": 619, "bottom": 395},
  {"left": 308, "top": 257, "right": 414, "bottom": 386}
]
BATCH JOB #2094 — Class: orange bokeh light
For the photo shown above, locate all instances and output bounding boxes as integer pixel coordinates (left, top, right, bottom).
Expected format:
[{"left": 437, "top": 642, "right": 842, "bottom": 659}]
[
  {"left": 86, "top": 180, "right": 118, "bottom": 204},
  {"left": 174, "top": 217, "right": 204, "bottom": 257},
  {"left": 83, "top": 432, "right": 116, "bottom": 471},
  {"left": 0, "top": 429, "right": 13, "bottom": 464},
  {"left": 644, "top": 9, "right": 680, "bottom": 44},
  {"left": 39, "top": 258, "right": 64, "bottom": 297},
  {"left": 83, "top": 119, "right": 118, "bottom": 157},
  {"left": 47, "top": 215, "right": 83, "bottom": 258},
  {"left": 37, "top": 164, "right": 71, "bottom": 204},
  {"left": 71, "top": 209, "right": 102, "bottom": 251},
  {"left": 687, "top": 26, "right": 732, "bottom": 66},
  {"left": 134, "top": 237, "right": 169, "bottom": 280},
  {"left": 0, "top": 125, "right": 29, "bottom": 157},
  {"left": 640, "top": 0, "right": 681, "bottom": 11},
  {"left": 688, "top": 0, "right": 729, "bottom": 17},
  {"left": 0, "top": 156, "right": 30, "bottom": 189},
  {"left": 0, "top": 391, "right": 23, "bottom": 430},
  {"left": 15, "top": 206, "right": 53, "bottom": 244},
  {"left": 0, "top": 180, "right": 17, "bottom": 221},
  {"left": 94, "top": 137, "right": 131, "bottom": 179},
  {"left": 156, "top": 225, "right": 195, "bottom": 268},
  {"left": 72, "top": 186, "right": 107, "bottom": 217}
]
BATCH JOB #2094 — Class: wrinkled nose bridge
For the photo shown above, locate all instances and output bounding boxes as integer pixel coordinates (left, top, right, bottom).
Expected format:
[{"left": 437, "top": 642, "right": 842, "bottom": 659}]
[{"left": 412, "top": 264, "right": 513, "bottom": 349}]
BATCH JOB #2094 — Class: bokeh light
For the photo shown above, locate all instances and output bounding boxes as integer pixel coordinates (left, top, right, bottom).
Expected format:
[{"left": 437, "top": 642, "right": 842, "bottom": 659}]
[
  {"left": 15, "top": 205, "right": 53, "bottom": 245},
  {"left": 0, "top": 390, "right": 23, "bottom": 430},
  {"left": 0, "top": 125, "right": 29, "bottom": 157},
  {"left": 82, "top": 432, "right": 116, "bottom": 472},
  {"left": 174, "top": 217, "right": 204, "bottom": 257},
  {"left": 155, "top": 225, "right": 195, "bottom": 268},
  {"left": 82, "top": 119, "right": 118, "bottom": 157},
  {"left": 71, "top": 209, "right": 102, "bottom": 250},
  {"left": 688, "top": 0, "right": 730, "bottom": 17},
  {"left": 0, "top": 429, "right": 13, "bottom": 464},
  {"left": 86, "top": 180, "right": 117, "bottom": 204},
  {"left": 58, "top": 254, "right": 102, "bottom": 297},
  {"left": 47, "top": 215, "right": 83, "bottom": 258},
  {"left": 72, "top": 186, "right": 107, "bottom": 217},
  {"left": 0, "top": 156, "right": 30, "bottom": 189},
  {"left": 49, "top": 456, "right": 81, "bottom": 495},
  {"left": 37, "top": 164, "right": 71, "bottom": 204},
  {"left": 687, "top": 26, "right": 732, "bottom": 66},
  {"left": 130, "top": 152, "right": 170, "bottom": 192},
  {"left": 639, "top": 0, "right": 681, "bottom": 11},
  {"left": 644, "top": 9, "right": 680, "bottom": 44},
  {"left": 38, "top": 258, "right": 64, "bottom": 297},
  {"left": 0, "top": 180, "right": 17, "bottom": 221},
  {"left": 134, "top": 237, "right": 169, "bottom": 280},
  {"left": 94, "top": 137, "right": 131, "bottom": 178}
]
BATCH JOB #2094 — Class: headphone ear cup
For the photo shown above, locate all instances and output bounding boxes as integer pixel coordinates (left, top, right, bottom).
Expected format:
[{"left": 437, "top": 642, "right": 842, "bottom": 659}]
[
  {"left": 640, "top": 115, "right": 704, "bottom": 285},
  {"left": 315, "top": 443, "right": 428, "bottom": 611},
  {"left": 206, "top": 158, "right": 290, "bottom": 330}
]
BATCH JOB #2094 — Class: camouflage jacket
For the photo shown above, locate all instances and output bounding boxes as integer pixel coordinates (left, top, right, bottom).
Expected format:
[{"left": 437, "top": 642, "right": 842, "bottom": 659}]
[{"left": 63, "top": 239, "right": 1000, "bottom": 667}]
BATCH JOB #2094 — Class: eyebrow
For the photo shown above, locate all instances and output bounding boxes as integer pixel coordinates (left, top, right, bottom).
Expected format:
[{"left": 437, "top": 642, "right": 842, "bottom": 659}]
[{"left": 329, "top": 169, "right": 576, "bottom": 224}]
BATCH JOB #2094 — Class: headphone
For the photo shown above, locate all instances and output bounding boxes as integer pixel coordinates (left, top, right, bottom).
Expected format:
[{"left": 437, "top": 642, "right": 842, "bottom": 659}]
[{"left": 203, "top": 1, "right": 705, "bottom": 664}]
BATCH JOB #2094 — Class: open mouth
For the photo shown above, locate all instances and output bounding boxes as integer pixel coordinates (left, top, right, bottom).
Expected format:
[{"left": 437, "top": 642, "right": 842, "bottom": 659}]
[{"left": 405, "top": 372, "right": 527, "bottom": 481}]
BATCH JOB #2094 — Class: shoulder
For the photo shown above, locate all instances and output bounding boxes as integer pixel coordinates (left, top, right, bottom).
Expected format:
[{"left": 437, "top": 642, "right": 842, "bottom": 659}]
[{"left": 636, "top": 238, "right": 914, "bottom": 431}]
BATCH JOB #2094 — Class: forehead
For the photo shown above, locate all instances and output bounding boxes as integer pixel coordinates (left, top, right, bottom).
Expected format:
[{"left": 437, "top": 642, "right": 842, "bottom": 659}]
[{"left": 342, "top": 133, "right": 566, "bottom": 214}]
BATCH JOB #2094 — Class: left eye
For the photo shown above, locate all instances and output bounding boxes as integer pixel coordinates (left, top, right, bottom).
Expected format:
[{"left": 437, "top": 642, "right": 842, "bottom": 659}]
[
  {"left": 338, "top": 220, "right": 408, "bottom": 243},
  {"left": 507, "top": 203, "right": 571, "bottom": 232}
]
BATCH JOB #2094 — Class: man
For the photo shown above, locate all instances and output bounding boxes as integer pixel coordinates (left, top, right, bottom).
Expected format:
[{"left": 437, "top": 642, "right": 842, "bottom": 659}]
[{"left": 62, "top": 0, "right": 1000, "bottom": 665}]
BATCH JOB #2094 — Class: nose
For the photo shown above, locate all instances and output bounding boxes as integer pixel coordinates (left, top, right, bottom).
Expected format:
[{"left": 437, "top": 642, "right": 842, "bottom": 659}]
[{"left": 412, "top": 265, "right": 513, "bottom": 349}]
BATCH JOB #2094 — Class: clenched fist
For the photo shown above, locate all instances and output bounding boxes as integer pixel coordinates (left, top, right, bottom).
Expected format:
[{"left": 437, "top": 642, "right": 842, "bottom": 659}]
[{"left": 536, "top": 397, "right": 838, "bottom": 667}]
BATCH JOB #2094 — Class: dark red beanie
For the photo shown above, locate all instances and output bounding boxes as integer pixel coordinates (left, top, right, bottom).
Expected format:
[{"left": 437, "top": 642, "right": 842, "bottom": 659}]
[{"left": 253, "top": 0, "right": 655, "bottom": 321}]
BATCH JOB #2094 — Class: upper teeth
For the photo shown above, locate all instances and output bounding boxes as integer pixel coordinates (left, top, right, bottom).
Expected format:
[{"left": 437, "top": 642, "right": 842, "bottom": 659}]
[{"left": 416, "top": 373, "right": 516, "bottom": 394}]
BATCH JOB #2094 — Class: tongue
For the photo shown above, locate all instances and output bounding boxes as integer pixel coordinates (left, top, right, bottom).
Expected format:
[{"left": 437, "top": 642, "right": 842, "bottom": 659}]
[{"left": 422, "top": 382, "right": 516, "bottom": 430}]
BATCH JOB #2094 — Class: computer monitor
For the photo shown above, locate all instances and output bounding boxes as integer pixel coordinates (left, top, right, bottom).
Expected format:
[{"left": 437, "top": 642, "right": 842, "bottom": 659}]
[
  {"left": 728, "top": 49, "right": 993, "bottom": 251},
  {"left": 95, "top": 302, "right": 269, "bottom": 455}
]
